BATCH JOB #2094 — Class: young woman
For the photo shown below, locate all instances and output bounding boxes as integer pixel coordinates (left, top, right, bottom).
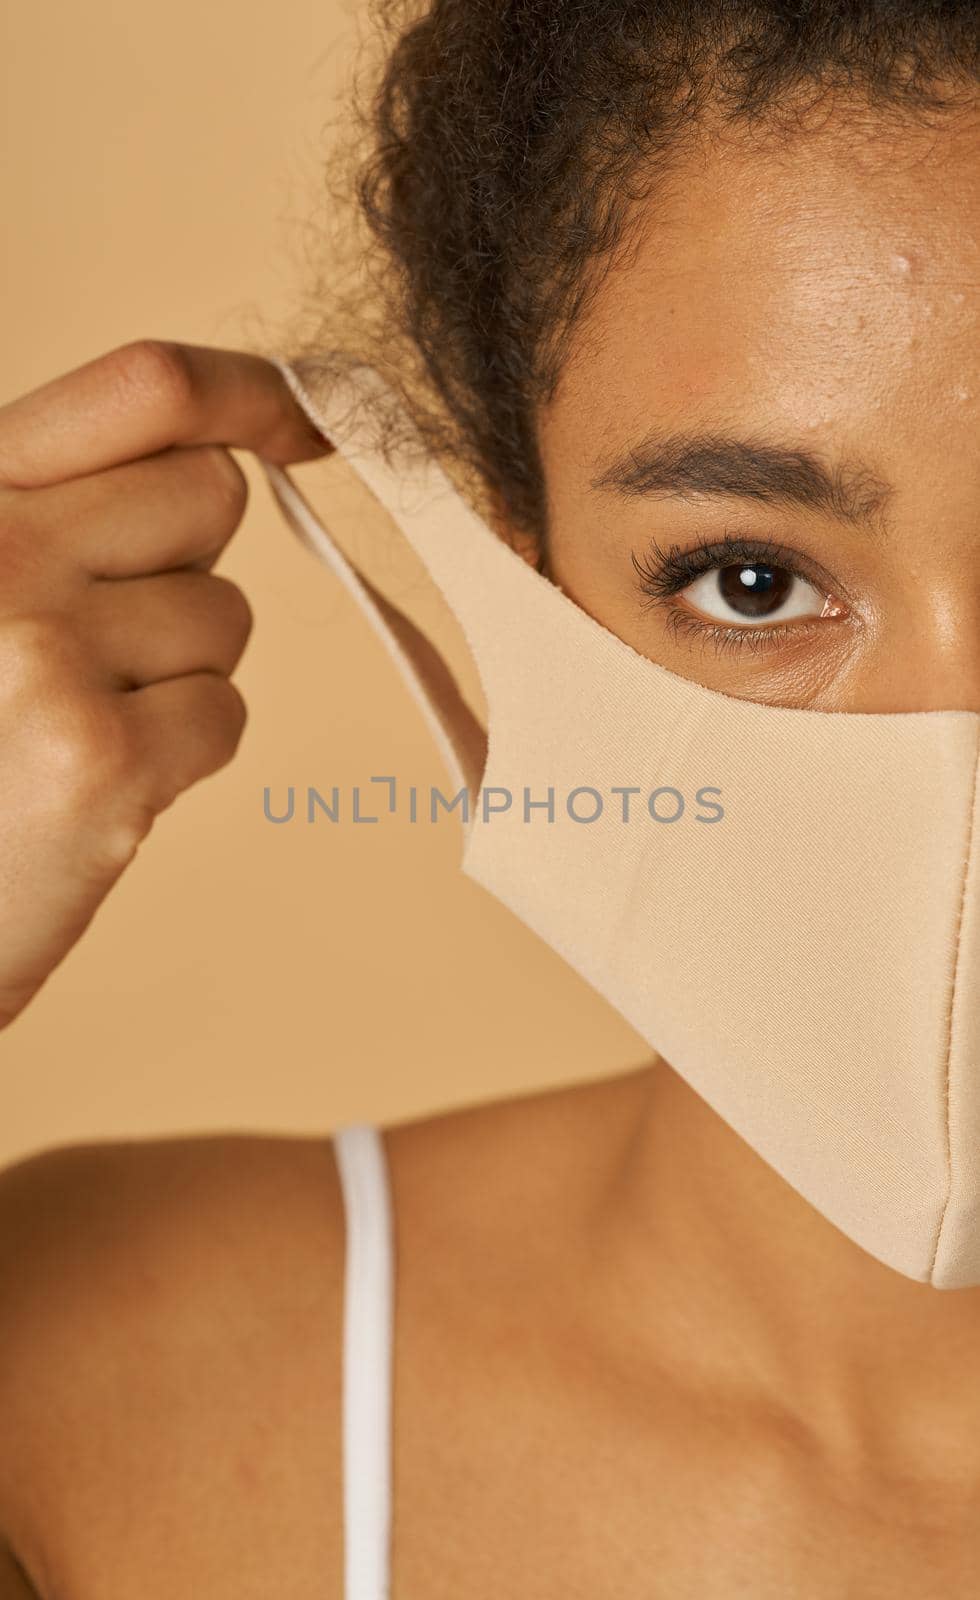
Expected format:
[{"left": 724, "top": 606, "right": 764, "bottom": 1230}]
[{"left": 0, "top": 3, "right": 978, "bottom": 1594}]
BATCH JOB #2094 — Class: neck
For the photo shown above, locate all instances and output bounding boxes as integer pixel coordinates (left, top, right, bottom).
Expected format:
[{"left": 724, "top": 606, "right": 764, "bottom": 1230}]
[{"left": 589, "top": 1057, "right": 980, "bottom": 1483}]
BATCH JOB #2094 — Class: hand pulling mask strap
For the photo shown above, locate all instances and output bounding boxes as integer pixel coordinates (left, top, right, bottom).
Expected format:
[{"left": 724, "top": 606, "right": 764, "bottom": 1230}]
[{"left": 259, "top": 357, "right": 980, "bottom": 1293}]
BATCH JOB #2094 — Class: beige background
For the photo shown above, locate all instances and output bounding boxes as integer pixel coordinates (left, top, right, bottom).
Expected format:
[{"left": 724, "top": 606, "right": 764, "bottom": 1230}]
[{"left": 0, "top": 0, "right": 646, "bottom": 1166}]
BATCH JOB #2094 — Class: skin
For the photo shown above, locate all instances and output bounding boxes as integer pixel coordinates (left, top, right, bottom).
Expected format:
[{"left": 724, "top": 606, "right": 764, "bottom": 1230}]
[{"left": 0, "top": 92, "right": 978, "bottom": 1598}]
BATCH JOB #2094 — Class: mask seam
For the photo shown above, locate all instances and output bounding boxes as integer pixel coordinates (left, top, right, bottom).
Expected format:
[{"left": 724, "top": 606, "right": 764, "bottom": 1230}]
[{"left": 927, "top": 728, "right": 980, "bottom": 1282}]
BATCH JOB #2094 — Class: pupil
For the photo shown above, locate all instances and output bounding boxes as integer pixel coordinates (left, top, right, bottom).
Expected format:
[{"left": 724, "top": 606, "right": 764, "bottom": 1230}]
[{"left": 717, "top": 563, "right": 791, "bottom": 618}]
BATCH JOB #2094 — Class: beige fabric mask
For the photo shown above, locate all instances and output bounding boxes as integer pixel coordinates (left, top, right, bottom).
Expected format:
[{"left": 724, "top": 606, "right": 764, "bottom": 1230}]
[{"left": 260, "top": 357, "right": 980, "bottom": 1290}]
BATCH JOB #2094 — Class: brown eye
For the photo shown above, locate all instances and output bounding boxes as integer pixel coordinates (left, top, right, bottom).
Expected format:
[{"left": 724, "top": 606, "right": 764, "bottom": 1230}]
[{"left": 682, "top": 562, "right": 829, "bottom": 626}]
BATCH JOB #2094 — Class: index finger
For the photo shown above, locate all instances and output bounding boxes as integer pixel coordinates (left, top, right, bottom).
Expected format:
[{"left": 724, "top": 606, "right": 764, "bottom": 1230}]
[{"left": 0, "top": 340, "right": 334, "bottom": 489}]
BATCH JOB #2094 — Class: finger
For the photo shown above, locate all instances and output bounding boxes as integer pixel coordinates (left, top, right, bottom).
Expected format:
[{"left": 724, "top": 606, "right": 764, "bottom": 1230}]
[
  {"left": 81, "top": 570, "right": 253, "bottom": 688},
  {"left": 121, "top": 671, "right": 248, "bottom": 812},
  {"left": 23, "top": 443, "right": 250, "bottom": 580},
  {"left": 0, "top": 340, "right": 335, "bottom": 489}
]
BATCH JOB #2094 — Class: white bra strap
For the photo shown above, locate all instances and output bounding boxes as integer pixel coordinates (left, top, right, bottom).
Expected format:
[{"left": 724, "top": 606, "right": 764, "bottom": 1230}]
[
  {"left": 259, "top": 363, "right": 487, "bottom": 807},
  {"left": 334, "top": 1123, "right": 394, "bottom": 1600}
]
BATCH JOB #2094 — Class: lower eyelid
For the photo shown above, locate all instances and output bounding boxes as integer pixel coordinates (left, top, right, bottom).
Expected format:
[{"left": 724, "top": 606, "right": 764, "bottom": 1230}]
[{"left": 661, "top": 603, "right": 826, "bottom": 656}]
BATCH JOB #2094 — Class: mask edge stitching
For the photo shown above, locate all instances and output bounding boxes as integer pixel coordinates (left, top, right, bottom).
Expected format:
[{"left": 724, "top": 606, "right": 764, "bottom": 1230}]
[{"left": 927, "top": 727, "right": 980, "bottom": 1284}]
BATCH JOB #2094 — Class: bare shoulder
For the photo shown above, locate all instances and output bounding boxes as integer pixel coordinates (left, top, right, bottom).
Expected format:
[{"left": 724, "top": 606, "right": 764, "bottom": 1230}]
[
  {"left": 0, "top": 1130, "right": 347, "bottom": 1592},
  {"left": 0, "top": 1066, "right": 651, "bottom": 1593},
  {"left": 0, "top": 1128, "right": 347, "bottom": 1365}
]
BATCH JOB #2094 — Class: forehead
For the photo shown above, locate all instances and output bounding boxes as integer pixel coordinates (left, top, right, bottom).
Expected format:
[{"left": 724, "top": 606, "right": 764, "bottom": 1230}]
[{"left": 543, "top": 106, "right": 980, "bottom": 466}]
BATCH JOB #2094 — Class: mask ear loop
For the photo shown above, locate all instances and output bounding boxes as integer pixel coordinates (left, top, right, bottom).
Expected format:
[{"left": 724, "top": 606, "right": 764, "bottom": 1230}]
[{"left": 260, "top": 456, "right": 488, "bottom": 810}]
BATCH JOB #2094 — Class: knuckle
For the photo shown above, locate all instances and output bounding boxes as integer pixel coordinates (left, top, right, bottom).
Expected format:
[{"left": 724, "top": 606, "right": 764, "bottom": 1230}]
[
  {"left": 212, "top": 574, "right": 254, "bottom": 640},
  {"left": 42, "top": 697, "right": 133, "bottom": 800},
  {"left": 99, "top": 804, "right": 155, "bottom": 872},
  {"left": 107, "top": 339, "right": 196, "bottom": 416},
  {"left": 213, "top": 677, "right": 248, "bottom": 759},
  {"left": 198, "top": 445, "right": 249, "bottom": 519},
  {"left": 168, "top": 676, "right": 247, "bottom": 798},
  {"left": 0, "top": 613, "right": 81, "bottom": 696}
]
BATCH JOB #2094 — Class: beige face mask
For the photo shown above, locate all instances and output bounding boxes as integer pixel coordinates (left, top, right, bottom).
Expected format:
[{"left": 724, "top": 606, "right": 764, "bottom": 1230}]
[{"left": 260, "top": 357, "right": 980, "bottom": 1291}]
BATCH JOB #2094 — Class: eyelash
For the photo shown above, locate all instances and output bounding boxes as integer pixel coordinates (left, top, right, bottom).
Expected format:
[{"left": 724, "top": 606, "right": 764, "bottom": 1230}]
[{"left": 630, "top": 530, "right": 835, "bottom": 656}]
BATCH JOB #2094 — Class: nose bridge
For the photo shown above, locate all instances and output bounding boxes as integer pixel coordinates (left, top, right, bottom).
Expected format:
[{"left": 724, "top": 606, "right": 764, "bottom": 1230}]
[
  {"left": 875, "top": 419, "right": 980, "bottom": 711},
  {"left": 875, "top": 613, "right": 980, "bottom": 714},
  {"left": 920, "top": 572, "right": 980, "bottom": 713},
  {"left": 935, "top": 656, "right": 980, "bottom": 716},
  {"left": 917, "top": 657, "right": 980, "bottom": 715}
]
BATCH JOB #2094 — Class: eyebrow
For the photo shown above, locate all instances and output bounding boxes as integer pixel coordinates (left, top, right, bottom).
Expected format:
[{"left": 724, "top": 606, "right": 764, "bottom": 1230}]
[{"left": 588, "top": 427, "right": 895, "bottom": 532}]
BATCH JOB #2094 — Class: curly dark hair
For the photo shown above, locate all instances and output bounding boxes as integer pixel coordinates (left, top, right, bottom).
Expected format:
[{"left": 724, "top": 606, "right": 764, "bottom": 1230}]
[{"left": 257, "top": 0, "right": 979, "bottom": 548}]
